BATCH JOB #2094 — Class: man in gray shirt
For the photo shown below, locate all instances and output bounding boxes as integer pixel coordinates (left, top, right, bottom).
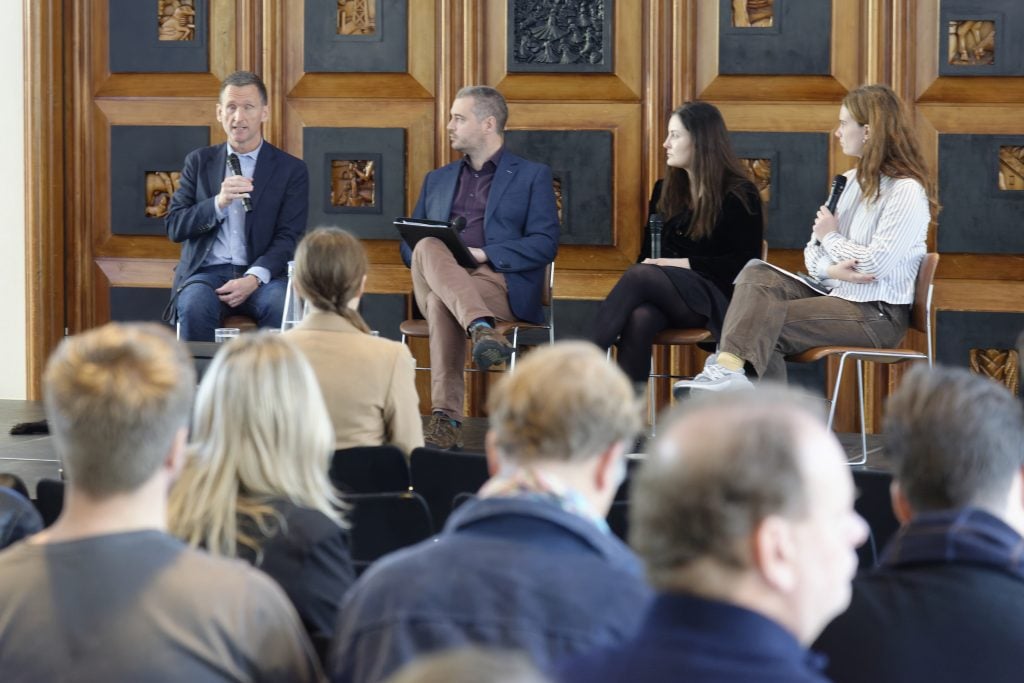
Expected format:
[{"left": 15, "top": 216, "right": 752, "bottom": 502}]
[{"left": 0, "top": 323, "right": 322, "bottom": 682}]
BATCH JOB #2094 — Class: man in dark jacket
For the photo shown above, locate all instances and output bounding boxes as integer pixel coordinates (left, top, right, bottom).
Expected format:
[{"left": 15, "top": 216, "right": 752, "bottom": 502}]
[
  {"left": 328, "top": 342, "right": 651, "bottom": 683},
  {"left": 814, "top": 365, "right": 1024, "bottom": 683},
  {"left": 559, "top": 386, "right": 868, "bottom": 683}
]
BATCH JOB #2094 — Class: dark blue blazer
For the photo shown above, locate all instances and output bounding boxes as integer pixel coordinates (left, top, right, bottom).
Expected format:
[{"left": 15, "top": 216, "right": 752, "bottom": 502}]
[
  {"left": 401, "top": 151, "right": 559, "bottom": 324},
  {"left": 166, "top": 141, "right": 309, "bottom": 297}
]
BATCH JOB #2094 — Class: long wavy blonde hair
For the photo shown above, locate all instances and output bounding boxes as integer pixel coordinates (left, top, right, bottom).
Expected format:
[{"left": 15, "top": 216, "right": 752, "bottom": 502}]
[{"left": 168, "top": 332, "right": 344, "bottom": 557}]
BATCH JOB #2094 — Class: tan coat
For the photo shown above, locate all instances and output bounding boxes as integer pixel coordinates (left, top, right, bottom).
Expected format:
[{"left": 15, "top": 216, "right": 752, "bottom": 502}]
[{"left": 285, "top": 311, "right": 423, "bottom": 455}]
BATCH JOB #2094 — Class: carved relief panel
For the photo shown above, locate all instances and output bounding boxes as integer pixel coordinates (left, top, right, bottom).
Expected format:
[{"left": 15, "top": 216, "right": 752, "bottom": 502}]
[
  {"left": 508, "top": 0, "right": 613, "bottom": 73},
  {"left": 158, "top": 0, "right": 197, "bottom": 41}
]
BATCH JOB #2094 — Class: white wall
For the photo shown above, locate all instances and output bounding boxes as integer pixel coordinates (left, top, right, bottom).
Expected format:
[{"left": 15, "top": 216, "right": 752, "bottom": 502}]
[{"left": 0, "top": 6, "right": 26, "bottom": 399}]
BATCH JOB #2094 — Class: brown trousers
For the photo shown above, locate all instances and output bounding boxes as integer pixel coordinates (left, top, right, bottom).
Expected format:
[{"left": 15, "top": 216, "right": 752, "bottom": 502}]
[
  {"left": 411, "top": 238, "right": 513, "bottom": 421},
  {"left": 721, "top": 262, "right": 909, "bottom": 382}
]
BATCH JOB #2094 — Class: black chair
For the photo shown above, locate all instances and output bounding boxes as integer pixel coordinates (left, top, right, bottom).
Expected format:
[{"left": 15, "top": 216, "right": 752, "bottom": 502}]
[
  {"left": 853, "top": 468, "right": 900, "bottom": 568},
  {"left": 34, "top": 478, "right": 65, "bottom": 527},
  {"left": 409, "top": 447, "right": 490, "bottom": 530},
  {"left": 343, "top": 491, "right": 435, "bottom": 574},
  {"left": 606, "top": 500, "right": 630, "bottom": 542},
  {"left": 329, "top": 445, "right": 411, "bottom": 494}
]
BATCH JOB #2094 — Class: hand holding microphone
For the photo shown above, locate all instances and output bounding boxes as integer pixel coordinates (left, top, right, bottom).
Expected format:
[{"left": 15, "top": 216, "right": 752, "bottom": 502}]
[
  {"left": 218, "top": 153, "right": 254, "bottom": 212},
  {"left": 813, "top": 174, "right": 847, "bottom": 242}
]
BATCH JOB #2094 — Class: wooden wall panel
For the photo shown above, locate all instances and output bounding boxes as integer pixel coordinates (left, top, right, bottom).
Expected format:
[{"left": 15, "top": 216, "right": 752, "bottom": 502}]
[{"left": 23, "top": 0, "right": 1024, "bottom": 421}]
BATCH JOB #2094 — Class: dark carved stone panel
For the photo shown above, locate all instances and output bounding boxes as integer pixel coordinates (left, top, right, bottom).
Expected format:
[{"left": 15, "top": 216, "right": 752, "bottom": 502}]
[
  {"left": 504, "top": 130, "right": 613, "bottom": 246},
  {"left": 937, "top": 311, "right": 1024, "bottom": 398},
  {"left": 111, "top": 126, "right": 209, "bottom": 236},
  {"left": 305, "top": 0, "right": 406, "bottom": 73},
  {"left": 938, "top": 134, "right": 1024, "bottom": 254},
  {"left": 730, "top": 132, "right": 829, "bottom": 249},
  {"left": 303, "top": 127, "right": 405, "bottom": 239},
  {"left": 718, "top": 0, "right": 831, "bottom": 75},
  {"left": 939, "top": 1, "right": 1024, "bottom": 76},
  {"left": 110, "top": 0, "right": 208, "bottom": 73},
  {"left": 508, "top": 0, "right": 613, "bottom": 73}
]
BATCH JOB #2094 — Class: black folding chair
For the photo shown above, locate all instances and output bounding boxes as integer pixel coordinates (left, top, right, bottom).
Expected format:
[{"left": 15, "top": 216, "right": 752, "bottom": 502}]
[
  {"left": 409, "top": 447, "right": 490, "bottom": 530},
  {"left": 34, "top": 478, "right": 65, "bottom": 527},
  {"left": 343, "top": 491, "right": 434, "bottom": 574},
  {"left": 329, "top": 445, "right": 411, "bottom": 494}
]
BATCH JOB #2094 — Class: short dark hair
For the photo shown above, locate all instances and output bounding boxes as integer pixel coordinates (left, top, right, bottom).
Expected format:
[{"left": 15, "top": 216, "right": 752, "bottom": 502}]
[
  {"left": 630, "top": 387, "right": 822, "bottom": 588},
  {"left": 884, "top": 364, "right": 1024, "bottom": 513},
  {"left": 455, "top": 85, "right": 508, "bottom": 133},
  {"left": 220, "top": 70, "right": 268, "bottom": 105}
]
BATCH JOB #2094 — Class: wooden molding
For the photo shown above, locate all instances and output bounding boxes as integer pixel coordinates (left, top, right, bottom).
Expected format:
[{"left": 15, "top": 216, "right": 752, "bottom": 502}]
[{"left": 24, "top": 0, "right": 65, "bottom": 399}]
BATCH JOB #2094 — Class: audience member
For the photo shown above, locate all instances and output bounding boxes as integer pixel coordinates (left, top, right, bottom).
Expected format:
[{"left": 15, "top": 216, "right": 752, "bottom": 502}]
[
  {"left": 0, "top": 486, "right": 42, "bottom": 550},
  {"left": 675, "top": 84, "right": 936, "bottom": 392},
  {"left": 383, "top": 648, "right": 552, "bottom": 683},
  {"left": 169, "top": 332, "right": 355, "bottom": 660},
  {"left": 166, "top": 70, "right": 309, "bottom": 341},
  {"left": 0, "top": 473, "right": 30, "bottom": 499},
  {"left": 328, "top": 342, "right": 651, "bottom": 682},
  {"left": 814, "top": 365, "right": 1024, "bottom": 683},
  {"left": 285, "top": 227, "right": 422, "bottom": 454},
  {"left": 402, "top": 85, "right": 559, "bottom": 449},
  {"left": 591, "top": 101, "right": 763, "bottom": 390},
  {"left": 0, "top": 323, "right": 320, "bottom": 681},
  {"left": 559, "top": 386, "right": 867, "bottom": 682}
]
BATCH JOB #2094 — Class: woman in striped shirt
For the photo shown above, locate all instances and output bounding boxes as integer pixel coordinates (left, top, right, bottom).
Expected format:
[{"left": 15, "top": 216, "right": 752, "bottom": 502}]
[{"left": 675, "top": 84, "right": 938, "bottom": 391}]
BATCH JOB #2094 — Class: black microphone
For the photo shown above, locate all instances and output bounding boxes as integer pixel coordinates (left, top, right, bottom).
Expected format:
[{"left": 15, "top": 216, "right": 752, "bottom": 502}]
[
  {"left": 825, "top": 174, "right": 847, "bottom": 215},
  {"left": 648, "top": 213, "right": 663, "bottom": 260},
  {"left": 451, "top": 216, "right": 467, "bottom": 232},
  {"left": 227, "top": 153, "right": 253, "bottom": 213}
]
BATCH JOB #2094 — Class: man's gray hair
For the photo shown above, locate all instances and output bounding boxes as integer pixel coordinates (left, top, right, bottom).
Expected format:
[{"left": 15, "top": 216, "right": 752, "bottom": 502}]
[
  {"left": 487, "top": 341, "right": 640, "bottom": 464},
  {"left": 629, "top": 386, "right": 824, "bottom": 589},
  {"left": 884, "top": 364, "right": 1024, "bottom": 513},
  {"left": 455, "top": 85, "right": 508, "bottom": 133}
]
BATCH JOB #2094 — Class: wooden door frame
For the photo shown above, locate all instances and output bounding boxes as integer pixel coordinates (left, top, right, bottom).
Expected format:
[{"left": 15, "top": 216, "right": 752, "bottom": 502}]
[{"left": 24, "top": 0, "right": 66, "bottom": 399}]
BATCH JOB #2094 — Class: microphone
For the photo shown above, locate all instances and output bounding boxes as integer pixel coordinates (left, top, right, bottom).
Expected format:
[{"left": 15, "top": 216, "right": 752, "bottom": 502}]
[
  {"left": 825, "top": 174, "right": 847, "bottom": 215},
  {"left": 648, "top": 213, "right": 663, "bottom": 260},
  {"left": 227, "top": 153, "right": 253, "bottom": 213},
  {"left": 451, "top": 216, "right": 467, "bottom": 232}
]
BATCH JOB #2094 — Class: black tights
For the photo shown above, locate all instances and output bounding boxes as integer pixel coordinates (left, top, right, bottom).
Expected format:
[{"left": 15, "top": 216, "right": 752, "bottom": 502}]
[{"left": 591, "top": 264, "right": 707, "bottom": 383}]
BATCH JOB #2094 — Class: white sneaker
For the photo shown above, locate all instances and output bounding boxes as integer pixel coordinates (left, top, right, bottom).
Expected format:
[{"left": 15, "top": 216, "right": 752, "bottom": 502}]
[{"left": 673, "top": 361, "right": 752, "bottom": 397}]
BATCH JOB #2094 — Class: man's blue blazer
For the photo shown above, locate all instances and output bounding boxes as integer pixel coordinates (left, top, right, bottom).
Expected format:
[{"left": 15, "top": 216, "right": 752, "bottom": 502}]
[
  {"left": 166, "top": 141, "right": 309, "bottom": 298},
  {"left": 401, "top": 151, "right": 560, "bottom": 324}
]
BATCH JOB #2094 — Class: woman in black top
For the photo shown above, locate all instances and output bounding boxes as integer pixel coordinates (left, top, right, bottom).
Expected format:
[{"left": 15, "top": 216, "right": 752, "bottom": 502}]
[{"left": 592, "top": 101, "right": 764, "bottom": 385}]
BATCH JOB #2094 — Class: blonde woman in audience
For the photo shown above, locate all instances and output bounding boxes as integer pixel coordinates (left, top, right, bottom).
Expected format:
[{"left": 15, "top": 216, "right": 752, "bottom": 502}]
[
  {"left": 285, "top": 227, "right": 423, "bottom": 455},
  {"left": 168, "top": 332, "right": 354, "bottom": 660}
]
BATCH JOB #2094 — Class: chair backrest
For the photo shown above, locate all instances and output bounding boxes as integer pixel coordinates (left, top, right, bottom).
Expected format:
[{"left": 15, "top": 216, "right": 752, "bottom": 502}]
[
  {"left": 540, "top": 262, "right": 554, "bottom": 307},
  {"left": 329, "top": 445, "right": 410, "bottom": 494},
  {"left": 34, "top": 478, "right": 65, "bottom": 527},
  {"left": 910, "top": 253, "right": 939, "bottom": 334},
  {"left": 343, "top": 491, "right": 434, "bottom": 574},
  {"left": 410, "top": 447, "right": 490, "bottom": 529}
]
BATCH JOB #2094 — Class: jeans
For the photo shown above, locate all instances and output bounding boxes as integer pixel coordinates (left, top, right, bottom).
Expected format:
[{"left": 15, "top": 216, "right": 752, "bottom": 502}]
[{"left": 176, "top": 264, "right": 287, "bottom": 342}]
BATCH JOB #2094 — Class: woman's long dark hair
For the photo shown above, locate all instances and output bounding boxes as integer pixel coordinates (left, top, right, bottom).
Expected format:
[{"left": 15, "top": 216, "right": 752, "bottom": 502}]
[{"left": 657, "top": 101, "right": 757, "bottom": 240}]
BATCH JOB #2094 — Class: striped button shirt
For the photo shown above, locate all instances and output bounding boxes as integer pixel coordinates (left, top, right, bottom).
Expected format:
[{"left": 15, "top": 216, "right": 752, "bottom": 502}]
[{"left": 804, "top": 171, "right": 928, "bottom": 305}]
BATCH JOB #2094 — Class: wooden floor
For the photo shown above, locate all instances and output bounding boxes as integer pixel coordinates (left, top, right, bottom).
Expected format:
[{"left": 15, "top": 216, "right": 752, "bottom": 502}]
[{"left": 1, "top": 399, "right": 889, "bottom": 498}]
